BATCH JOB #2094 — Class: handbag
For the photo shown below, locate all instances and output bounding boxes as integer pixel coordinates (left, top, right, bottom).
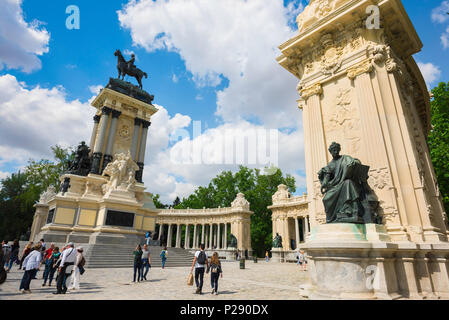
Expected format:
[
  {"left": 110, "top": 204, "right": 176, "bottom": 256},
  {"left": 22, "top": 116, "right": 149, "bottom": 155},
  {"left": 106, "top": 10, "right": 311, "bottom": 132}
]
[
  {"left": 78, "top": 265, "right": 85, "bottom": 275},
  {"left": 187, "top": 272, "right": 194, "bottom": 286}
]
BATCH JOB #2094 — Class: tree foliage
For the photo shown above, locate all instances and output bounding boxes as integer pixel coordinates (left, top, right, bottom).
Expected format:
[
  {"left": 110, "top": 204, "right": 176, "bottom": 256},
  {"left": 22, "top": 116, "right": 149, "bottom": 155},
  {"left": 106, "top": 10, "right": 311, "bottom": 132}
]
[
  {"left": 0, "top": 145, "right": 74, "bottom": 240},
  {"left": 177, "top": 166, "right": 296, "bottom": 257},
  {"left": 428, "top": 82, "right": 449, "bottom": 213}
]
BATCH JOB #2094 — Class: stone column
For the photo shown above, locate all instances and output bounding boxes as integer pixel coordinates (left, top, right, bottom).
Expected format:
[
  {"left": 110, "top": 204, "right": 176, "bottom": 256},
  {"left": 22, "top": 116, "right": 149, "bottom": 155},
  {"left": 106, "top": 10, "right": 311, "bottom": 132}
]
[
  {"left": 201, "top": 224, "right": 205, "bottom": 246},
  {"left": 90, "top": 107, "right": 112, "bottom": 174},
  {"left": 305, "top": 217, "right": 310, "bottom": 235},
  {"left": 224, "top": 223, "right": 228, "bottom": 249},
  {"left": 209, "top": 224, "right": 213, "bottom": 249},
  {"left": 131, "top": 118, "right": 142, "bottom": 161},
  {"left": 302, "top": 218, "right": 307, "bottom": 243},
  {"left": 89, "top": 115, "right": 101, "bottom": 155},
  {"left": 193, "top": 224, "right": 198, "bottom": 249},
  {"left": 158, "top": 224, "right": 163, "bottom": 241},
  {"left": 295, "top": 217, "right": 300, "bottom": 249},
  {"left": 136, "top": 120, "right": 151, "bottom": 183},
  {"left": 217, "top": 223, "right": 221, "bottom": 249},
  {"left": 167, "top": 224, "right": 173, "bottom": 248},
  {"left": 185, "top": 225, "right": 190, "bottom": 249},
  {"left": 176, "top": 224, "right": 182, "bottom": 248},
  {"left": 102, "top": 109, "right": 122, "bottom": 173}
]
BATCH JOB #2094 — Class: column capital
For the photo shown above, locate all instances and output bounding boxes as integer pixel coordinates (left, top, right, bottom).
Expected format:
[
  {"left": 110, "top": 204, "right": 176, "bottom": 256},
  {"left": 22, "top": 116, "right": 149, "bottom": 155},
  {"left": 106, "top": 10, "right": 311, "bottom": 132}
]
[
  {"left": 299, "top": 83, "right": 322, "bottom": 100},
  {"left": 93, "top": 115, "right": 101, "bottom": 123},
  {"left": 134, "top": 118, "right": 143, "bottom": 126},
  {"left": 111, "top": 110, "right": 122, "bottom": 119},
  {"left": 347, "top": 60, "right": 373, "bottom": 80},
  {"left": 102, "top": 106, "right": 113, "bottom": 115},
  {"left": 142, "top": 120, "right": 151, "bottom": 129}
]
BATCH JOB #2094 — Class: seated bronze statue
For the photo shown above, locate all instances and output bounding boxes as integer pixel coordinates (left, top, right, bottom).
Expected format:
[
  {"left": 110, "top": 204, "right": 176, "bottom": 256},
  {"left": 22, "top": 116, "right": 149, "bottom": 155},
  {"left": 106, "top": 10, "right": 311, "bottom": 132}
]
[{"left": 318, "top": 142, "right": 382, "bottom": 224}]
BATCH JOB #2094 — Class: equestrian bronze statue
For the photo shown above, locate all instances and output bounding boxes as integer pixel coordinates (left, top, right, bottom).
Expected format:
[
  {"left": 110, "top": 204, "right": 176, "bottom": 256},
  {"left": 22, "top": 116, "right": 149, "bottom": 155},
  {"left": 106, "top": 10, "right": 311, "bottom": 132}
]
[{"left": 114, "top": 49, "right": 148, "bottom": 89}]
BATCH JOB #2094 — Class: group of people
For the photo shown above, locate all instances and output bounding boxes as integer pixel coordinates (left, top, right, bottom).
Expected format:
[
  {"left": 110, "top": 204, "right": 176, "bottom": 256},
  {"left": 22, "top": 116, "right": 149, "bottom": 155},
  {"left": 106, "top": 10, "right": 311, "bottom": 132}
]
[{"left": 1, "top": 238, "right": 85, "bottom": 294}]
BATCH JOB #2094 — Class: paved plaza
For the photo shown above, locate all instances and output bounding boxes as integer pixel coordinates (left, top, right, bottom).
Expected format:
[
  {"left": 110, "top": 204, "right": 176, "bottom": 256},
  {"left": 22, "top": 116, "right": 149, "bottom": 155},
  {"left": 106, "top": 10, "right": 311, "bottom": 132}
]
[{"left": 0, "top": 261, "right": 309, "bottom": 300}]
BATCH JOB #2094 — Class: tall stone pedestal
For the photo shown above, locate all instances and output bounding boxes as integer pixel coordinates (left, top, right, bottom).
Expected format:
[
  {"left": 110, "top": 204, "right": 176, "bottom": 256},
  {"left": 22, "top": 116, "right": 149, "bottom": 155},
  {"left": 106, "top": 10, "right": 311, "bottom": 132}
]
[{"left": 305, "top": 224, "right": 449, "bottom": 300}]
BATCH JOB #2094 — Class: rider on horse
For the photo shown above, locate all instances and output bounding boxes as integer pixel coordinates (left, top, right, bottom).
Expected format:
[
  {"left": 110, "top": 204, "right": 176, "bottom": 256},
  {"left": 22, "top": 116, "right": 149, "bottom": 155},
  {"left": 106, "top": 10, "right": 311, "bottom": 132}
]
[{"left": 127, "top": 54, "right": 136, "bottom": 72}]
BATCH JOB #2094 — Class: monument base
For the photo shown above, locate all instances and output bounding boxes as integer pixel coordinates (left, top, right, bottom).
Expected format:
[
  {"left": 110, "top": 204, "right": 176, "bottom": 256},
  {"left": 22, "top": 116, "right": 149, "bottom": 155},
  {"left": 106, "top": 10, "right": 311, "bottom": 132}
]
[{"left": 305, "top": 224, "right": 449, "bottom": 300}]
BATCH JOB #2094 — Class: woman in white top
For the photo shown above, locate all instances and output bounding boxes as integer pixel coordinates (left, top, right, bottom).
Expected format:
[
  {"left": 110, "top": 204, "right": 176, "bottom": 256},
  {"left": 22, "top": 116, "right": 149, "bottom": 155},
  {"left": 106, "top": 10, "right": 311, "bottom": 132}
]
[
  {"left": 19, "top": 245, "right": 42, "bottom": 293},
  {"left": 68, "top": 247, "right": 84, "bottom": 290}
]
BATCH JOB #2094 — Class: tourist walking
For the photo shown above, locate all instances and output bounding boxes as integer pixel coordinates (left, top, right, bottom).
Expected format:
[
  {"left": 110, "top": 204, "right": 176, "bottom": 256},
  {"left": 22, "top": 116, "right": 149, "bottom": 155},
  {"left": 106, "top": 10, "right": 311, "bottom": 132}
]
[
  {"left": 298, "top": 250, "right": 307, "bottom": 271},
  {"left": 132, "top": 245, "right": 143, "bottom": 283},
  {"left": 140, "top": 244, "right": 151, "bottom": 281},
  {"left": 19, "top": 244, "right": 42, "bottom": 293},
  {"left": 160, "top": 247, "right": 167, "bottom": 269},
  {"left": 54, "top": 243, "right": 77, "bottom": 295},
  {"left": 145, "top": 231, "right": 151, "bottom": 245},
  {"left": 209, "top": 252, "right": 223, "bottom": 295},
  {"left": 6, "top": 240, "right": 19, "bottom": 272},
  {"left": 43, "top": 247, "right": 60, "bottom": 287},
  {"left": 190, "top": 243, "right": 209, "bottom": 294},
  {"left": 19, "top": 242, "right": 33, "bottom": 270},
  {"left": 1, "top": 240, "right": 11, "bottom": 269},
  {"left": 42, "top": 243, "right": 55, "bottom": 286},
  {"left": 265, "top": 251, "right": 270, "bottom": 262},
  {"left": 68, "top": 247, "right": 85, "bottom": 290}
]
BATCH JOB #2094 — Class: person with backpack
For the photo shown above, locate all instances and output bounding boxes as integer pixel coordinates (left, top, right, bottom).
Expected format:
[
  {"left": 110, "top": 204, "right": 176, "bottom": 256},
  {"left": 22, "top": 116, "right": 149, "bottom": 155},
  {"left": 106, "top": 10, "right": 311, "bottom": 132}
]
[
  {"left": 54, "top": 243, "right": 77, "bottom": 294},
  {"left": 42, "top": 243, "right": 55, "bottom": 286},
  {"left": 190, "top": 243, "right": 209, "bottom": 295},
  {"left": 68, "top": 247, "right": 85, "bottom": 290},
  {"left": 160, "top": 247, "right": 168, "bottom": 269},
  {"left": 208, "top": 252, "right": 223, "bottom": 295},
  {"left": 132, "top": 245, "right": 143, "bottom": 283}
]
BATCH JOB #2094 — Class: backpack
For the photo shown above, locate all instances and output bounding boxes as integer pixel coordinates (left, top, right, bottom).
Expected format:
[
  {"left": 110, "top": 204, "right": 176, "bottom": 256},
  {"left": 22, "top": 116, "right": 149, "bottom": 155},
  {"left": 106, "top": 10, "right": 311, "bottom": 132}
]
[
  {"left": 160, "top": 250, "right": 166, "bottom": 259},
  {"left": 197, "top": 251, "right": 206, "bottom": 265},
  {"left": 79, "top": 256, "right": 86, "bottom": 267}
]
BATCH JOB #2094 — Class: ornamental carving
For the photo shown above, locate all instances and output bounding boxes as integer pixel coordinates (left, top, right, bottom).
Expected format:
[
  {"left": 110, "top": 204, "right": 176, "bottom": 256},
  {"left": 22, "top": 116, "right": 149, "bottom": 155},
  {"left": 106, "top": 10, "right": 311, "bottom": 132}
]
[
  {"left": 296, "top": 0, "right": 347, "bottom": 33},
  {"left": 347, "top": 60, "right": 373, "bottom": 80},
  {"left": 320, "top": 34, "right": 343, "bottom": 75},
  {"left": 39, "top": 186, "right": 56, "bottom": 204},
  {"left": 119, "top": 125, "right": 130, "bottom": 138},
  {"left": 300, "top": 83, "right": 322, "bottom": 99},
  {"left": 231, "top": 193, "right": 250, "bottom": 211},
  {"left": 102, "top": 151, "right": 140, "bottom": 195},
  {"left": 272, "top": 184, "right": 291, "bottom": 203},
  {"left": 368, "top": 167, "right": 393, "bottom": 190}
]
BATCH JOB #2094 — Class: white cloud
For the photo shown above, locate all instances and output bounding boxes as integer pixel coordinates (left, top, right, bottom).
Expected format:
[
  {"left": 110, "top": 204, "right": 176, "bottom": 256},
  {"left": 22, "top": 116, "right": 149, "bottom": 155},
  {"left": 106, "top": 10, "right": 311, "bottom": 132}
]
[
  {"left": 0, "top": 74, "right": 94, "bottom": 169},
  {"left": 417, "top": 62, "right": 441, "bottom": 87},
  {"left": 432, "top": 1, "right": 449, "bottom": 23},
  {"left": 0, "top": 0, "right": 50, "bottom": 73},
  {"left": 89, "top": 85, "right": 103, "bottom": 95},
  {"left": 0, "top": 171, "right": 10, "bottom": 180},
  {"left": 442, "top": 26, "right": 449, "bottom": 49},
  {"left": 118, "top": 0, "right": 301, "bottom": 128},
  {"left": 123, "top": 49, "right": 138, "bottom": 61}
]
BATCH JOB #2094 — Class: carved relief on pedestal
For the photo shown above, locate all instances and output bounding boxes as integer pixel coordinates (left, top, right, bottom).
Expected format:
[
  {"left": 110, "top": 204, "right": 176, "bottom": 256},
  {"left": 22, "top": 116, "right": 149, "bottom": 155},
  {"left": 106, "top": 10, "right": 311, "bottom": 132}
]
[
  {"left": 325, "top": 88, "right": 361, "bottom": 156},
  {"left": 313, "top": 180, "right": 326, "bottom": 225},
  {"left": 320, "top": 34, "right": 344, "bottom": 76},
  {"left": 102, "top": 151, "right": 140, "bottom": 196},
  {"left": 83, "top": 181, "right": 104, "bottom": 198},
  {"left": 347, "top": 60, "right": 373, "bottom": 80},
  {"left": 113, "top": 117, "right": 133, "bottom": 155},
  {"left": 368, "top": 167, "right": 393, "bottom": 191}
]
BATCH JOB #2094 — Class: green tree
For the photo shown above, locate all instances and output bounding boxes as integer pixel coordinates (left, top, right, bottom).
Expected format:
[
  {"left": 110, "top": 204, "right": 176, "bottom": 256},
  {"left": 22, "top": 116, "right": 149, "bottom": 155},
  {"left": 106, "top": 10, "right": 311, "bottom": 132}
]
[
  {"left": 177, "top": 166, "right": 296, "bottom": 257},
  {"left": 152, "top": 194, "right": 168, "bottom": 209},
  {"left": 0, "top": 145, "right": 74, "bottom": 240},
  {"left": 428, "top": 82, "right": 449, "bottom": 213}
]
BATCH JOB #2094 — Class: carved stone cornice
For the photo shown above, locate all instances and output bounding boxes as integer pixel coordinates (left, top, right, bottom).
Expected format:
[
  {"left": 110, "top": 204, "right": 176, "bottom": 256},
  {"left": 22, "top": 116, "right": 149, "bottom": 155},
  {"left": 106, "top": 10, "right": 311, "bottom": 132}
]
[
  {"left": 300, "top": 83, "right": 323, "bottom": 99},
  {"left": 347, "top": 60, "right": 373, "bottom": 80}
]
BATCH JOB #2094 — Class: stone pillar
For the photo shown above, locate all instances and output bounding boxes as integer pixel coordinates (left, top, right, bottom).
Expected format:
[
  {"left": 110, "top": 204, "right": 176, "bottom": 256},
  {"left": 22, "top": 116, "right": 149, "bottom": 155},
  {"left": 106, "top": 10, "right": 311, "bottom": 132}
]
[
  {"left": 102, "top": 109, "right": 122, "bottom": 173},
  {"left": 136, "top": 120, "right": 151, "bottom": 183},
  {"left": 224, "top": 223, "right": 228, "bottom": 249},
  {"left": 305, "top": 217, "right": 310, "bottom": 235},
  {"left": 89, "top": 115, "right": 101, "bottom": 155},
  {"left": 90, "top": 107, "right": 112, "bottom": 174},
  {"left": 185, "top": 225, "right": 190, "bottom": 249},
  {"left": 158, "top": 224, "right": 163, "bottom": 241},
  {"left": 193, "top": 224, "right": 197, "bottom": 249},
  {"left": 295, "top": 217, "right": 300, "bottom": 249},
  {"left": 176, "top": 224, "right": 182, "bottom": 248},
  {"left": 167, "top": 224, "right": 173, "bottom": 248},
  {"left": 131, "top": 118, "right": 142, "bottom": 161},
  {"left": 209, "top": 224, "right": 213, "bottom": 249},
  {"left": 217, "top": 223, "right": 221, "bottom": 249},
  {"left": 201, "top": 224, "right": 205, "bottom": 246}
]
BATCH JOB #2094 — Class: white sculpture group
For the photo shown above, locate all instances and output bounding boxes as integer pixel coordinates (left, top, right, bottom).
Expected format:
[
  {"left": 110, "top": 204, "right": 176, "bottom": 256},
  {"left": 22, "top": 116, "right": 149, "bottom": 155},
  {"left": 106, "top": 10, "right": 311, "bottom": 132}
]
[{"left": 102, "top": 151, "right": 140, "bottom": 196}]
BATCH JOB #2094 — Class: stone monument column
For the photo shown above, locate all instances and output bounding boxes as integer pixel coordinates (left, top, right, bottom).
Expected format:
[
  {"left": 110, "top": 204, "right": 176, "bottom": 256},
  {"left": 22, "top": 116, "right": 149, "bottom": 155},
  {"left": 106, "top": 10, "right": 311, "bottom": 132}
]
[
  {"left": 131, "top": 118, "right": 142, "bottom": 161},
  {"left": 192, "top": 224, "right": 197, "bottom": 248},
  {"left": 102, "top": 109, "right": 122, "bottom": 172},
  {"left": 89, "top": 115, "right": 101, "bottom": 155},
  {"left": 224, "top": 223, "right": 228, "bottom": 249},
  {"left": 217, "top": 223, "right": 221, "bottom": 249},
  {"left": 201, "top": 224, "right": 205, "bottom": 245},
  {"left": 91, "top": 107, "right": 112, "bottom": 174},
  {"left": 209, "top": 224, "right": 213, "bottom": 249},
  {"left": 158, "top": 224, "right": 164, "bottom": 241},
  {"left": 185, "top": 225, "right": 190, "bottom": 249},
  {"left": 167, "top": 224, "right": 173, "bottom": 248},
  {"left": 136, "top": 120, "right": 151, "bottom": 183}
]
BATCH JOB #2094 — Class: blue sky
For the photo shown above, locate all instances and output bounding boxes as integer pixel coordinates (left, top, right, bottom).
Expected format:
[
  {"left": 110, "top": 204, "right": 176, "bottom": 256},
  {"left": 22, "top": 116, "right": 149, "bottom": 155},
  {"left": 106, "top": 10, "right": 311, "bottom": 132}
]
[{"left": 0, "top": 0, "right": 448, "bottom": 203}]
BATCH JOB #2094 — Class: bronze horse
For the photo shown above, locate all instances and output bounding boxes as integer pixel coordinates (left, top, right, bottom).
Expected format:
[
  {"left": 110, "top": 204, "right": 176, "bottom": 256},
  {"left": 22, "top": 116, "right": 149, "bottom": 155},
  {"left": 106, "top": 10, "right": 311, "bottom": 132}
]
[{"left": 114, "top": 49, "right": 148, "bottom": 89}]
